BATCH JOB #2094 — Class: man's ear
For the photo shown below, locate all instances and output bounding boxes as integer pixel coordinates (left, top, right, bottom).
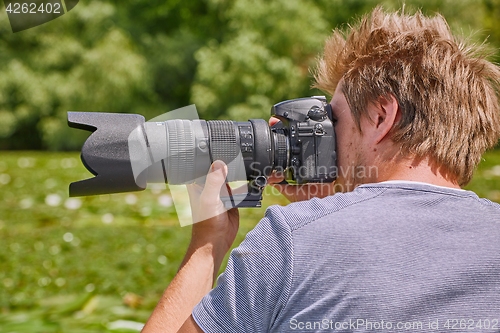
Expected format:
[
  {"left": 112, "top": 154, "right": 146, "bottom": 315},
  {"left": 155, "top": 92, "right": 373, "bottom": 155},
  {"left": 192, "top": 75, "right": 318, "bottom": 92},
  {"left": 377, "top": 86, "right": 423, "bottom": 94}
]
[{"left": 366, "top": 94, "right": 400, "bottom": 144}]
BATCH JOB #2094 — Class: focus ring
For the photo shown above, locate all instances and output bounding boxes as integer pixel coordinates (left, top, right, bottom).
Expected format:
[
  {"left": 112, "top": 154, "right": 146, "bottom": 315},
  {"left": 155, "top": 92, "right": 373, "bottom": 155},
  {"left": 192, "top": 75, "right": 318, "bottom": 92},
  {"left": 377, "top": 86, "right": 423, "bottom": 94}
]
[{"left": 274, "top": 129, "right": 288, "bottom": 170}]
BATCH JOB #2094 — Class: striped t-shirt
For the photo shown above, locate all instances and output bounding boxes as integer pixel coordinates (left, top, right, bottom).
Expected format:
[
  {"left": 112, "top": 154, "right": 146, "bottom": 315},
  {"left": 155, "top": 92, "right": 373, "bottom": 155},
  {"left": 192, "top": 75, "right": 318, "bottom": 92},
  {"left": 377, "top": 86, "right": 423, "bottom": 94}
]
[{"left": 193, "top": 182, "right": 500, "bottom": 332}]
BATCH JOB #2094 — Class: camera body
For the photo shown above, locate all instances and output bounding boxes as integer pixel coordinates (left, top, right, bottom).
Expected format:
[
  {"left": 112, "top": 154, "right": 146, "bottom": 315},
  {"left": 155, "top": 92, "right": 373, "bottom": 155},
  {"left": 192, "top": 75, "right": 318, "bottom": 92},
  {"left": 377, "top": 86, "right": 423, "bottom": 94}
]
[
  {"left": 68, "top": 96, "right": 337, "bottom": 208},
  {"left": 271, "top": 96, "right": 336, "bottom": 184}
]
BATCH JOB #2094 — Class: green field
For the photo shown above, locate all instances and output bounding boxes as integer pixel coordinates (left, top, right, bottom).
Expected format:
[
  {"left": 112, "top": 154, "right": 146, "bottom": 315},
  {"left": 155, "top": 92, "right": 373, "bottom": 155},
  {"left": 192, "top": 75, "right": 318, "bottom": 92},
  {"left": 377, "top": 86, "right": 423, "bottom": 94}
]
[{"left": 1, "top": 151, "right": 500, "bottom": 332}]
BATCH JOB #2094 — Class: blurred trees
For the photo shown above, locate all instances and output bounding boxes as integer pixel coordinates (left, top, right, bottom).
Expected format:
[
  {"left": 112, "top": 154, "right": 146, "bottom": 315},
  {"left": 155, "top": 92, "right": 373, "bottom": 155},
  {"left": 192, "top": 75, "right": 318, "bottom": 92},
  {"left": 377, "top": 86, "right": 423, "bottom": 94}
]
[
  {"left": 484, "top": 0, "right": 500, "bottom": 62},
  {"left": 192, "top": 0, "right": 329, "bottom": 120},
  {"left": 0, "top": 3, "right": 155, "bottom": 150},
  {"left": 0, "top": 0, "right": 498, "bottom": 150}
]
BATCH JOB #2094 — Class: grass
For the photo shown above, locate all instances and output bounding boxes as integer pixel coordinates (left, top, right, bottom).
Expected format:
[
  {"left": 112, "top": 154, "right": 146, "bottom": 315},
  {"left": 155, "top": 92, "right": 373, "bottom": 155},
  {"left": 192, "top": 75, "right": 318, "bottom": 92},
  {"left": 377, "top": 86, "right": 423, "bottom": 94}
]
[
  {"left": 0, "top": 150, "right": 499, "bottom": 332},
  {"left": 0, "top": 151, "right": 285, "bottom": 332}
]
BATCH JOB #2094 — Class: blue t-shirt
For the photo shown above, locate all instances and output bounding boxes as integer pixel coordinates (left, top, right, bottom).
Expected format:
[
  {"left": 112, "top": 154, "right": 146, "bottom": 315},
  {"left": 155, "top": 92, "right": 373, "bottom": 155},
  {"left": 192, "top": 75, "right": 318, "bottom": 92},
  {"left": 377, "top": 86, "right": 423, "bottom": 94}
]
[{"left": 192, "top": 182, "right": 500, "bottom": 332}]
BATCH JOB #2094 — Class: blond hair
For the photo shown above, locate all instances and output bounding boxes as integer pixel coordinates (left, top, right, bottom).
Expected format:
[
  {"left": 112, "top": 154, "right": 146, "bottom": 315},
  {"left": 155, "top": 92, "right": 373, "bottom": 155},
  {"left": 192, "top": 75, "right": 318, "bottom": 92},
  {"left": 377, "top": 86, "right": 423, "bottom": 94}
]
[{"left": 314, "top": 7, "right": 500, "bottom": 186}]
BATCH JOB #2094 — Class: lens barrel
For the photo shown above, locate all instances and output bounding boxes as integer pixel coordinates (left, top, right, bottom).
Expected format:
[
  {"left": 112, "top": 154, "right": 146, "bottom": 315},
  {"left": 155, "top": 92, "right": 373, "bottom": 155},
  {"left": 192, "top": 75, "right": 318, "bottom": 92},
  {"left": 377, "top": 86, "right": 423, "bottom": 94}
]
[{"left": 141, "top": 118, "right": 287, "bottom": 185}]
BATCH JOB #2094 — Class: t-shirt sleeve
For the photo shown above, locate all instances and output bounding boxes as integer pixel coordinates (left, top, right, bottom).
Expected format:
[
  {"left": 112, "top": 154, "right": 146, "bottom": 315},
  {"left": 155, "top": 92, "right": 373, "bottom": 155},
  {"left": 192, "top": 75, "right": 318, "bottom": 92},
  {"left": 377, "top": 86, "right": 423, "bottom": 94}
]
[{"left": 192, "top": 206, "right": 293, "bottom": 332}]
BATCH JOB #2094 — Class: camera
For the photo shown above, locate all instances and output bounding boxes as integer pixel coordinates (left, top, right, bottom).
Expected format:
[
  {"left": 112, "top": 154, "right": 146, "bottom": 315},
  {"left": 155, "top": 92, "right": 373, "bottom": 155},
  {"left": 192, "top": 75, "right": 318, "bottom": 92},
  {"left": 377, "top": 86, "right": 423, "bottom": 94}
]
[{"left": 68, "top": 96, "right": 337, "bottom": 208}]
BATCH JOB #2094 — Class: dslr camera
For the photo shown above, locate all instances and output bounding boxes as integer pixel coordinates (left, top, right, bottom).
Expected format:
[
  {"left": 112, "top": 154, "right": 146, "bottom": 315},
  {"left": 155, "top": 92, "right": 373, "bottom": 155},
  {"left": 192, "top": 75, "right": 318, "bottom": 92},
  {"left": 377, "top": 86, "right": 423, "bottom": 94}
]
[{"left": 68, "top": 96, "right": 337, "bottom": 208}]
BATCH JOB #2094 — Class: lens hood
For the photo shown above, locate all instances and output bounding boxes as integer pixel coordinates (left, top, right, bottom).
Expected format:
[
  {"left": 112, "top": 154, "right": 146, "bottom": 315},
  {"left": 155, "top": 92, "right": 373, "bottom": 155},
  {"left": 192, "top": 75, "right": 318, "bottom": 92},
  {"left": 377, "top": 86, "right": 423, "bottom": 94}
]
[{"left": 67, "top": 111, "right": 147, "bottom": 196}]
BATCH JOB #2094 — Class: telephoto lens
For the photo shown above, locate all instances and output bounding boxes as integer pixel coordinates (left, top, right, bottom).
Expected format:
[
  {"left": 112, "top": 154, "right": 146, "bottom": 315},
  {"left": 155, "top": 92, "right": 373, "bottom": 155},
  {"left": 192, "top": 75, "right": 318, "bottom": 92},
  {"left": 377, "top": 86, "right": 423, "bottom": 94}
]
[{"left": 68, "top": 96, "right": 336, "bottom": 207}]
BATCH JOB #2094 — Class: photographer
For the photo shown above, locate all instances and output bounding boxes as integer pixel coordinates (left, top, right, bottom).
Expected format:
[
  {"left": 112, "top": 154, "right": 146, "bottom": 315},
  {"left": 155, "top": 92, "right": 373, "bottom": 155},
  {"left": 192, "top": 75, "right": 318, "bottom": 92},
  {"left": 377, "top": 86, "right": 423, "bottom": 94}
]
[{"left": 142, "top": 7, "right": 500, "bottom": 333}]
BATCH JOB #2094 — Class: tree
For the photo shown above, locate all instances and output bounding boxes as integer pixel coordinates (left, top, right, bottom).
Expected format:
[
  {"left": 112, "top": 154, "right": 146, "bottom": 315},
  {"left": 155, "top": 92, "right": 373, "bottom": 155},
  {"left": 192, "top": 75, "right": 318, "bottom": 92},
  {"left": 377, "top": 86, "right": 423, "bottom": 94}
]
[
  {"left": 0, "top": 0, "right": 496, "bottom": 150},
  {"left": 191, "top": 0, "right": 329, "bottom": 121},
  {"left": 483, "top": 0, "right": 500, "bottom": 62},
  {"left": 0, "top": 2, "right": 157, "bottom": 150}
]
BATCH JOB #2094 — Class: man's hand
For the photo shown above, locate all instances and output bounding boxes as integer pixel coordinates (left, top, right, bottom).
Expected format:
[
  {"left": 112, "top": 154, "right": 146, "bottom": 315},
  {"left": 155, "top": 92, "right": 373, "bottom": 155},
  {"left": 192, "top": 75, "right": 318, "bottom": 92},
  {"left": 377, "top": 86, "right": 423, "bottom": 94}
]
[{"left": 186, "top": 160, "right": 240, "bottom": 266}]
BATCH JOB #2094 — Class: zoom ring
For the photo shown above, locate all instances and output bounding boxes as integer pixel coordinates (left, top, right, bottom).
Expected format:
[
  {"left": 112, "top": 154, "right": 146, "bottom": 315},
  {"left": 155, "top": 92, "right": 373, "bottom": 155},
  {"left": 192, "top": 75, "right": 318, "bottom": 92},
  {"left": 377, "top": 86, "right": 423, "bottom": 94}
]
[{"left": 208, "top": 120, "right": 238, "bottom": 180}]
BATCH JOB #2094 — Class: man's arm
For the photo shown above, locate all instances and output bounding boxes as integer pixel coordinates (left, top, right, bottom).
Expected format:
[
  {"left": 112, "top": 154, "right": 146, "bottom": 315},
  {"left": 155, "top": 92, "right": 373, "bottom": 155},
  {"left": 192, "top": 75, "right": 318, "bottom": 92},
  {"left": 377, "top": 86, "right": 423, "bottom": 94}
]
[
  {"left": 141, "top": 161, "right": 239, "bottom": 333},
  {"left": 141, "top": 156, "right": 329, "bottom": 332}
]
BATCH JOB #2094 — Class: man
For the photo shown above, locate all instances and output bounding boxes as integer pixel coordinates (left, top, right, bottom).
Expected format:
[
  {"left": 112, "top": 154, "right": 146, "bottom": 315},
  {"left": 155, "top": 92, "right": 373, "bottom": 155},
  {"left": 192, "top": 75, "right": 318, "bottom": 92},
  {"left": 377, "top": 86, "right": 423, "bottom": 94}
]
[{"left": 142, "top": 7, "right": 500, "bottom": 333}]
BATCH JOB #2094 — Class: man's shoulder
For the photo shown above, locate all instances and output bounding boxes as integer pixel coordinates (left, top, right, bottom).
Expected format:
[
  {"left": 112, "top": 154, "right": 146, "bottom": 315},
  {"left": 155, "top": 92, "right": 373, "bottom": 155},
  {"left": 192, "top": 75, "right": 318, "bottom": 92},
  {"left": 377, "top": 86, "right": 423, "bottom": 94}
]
[
  {"left": 266, "top": 184, "right": 389, "bottom": 231},
  {"left": 266, "top": 182, "right": 500, "bottom": 232}
]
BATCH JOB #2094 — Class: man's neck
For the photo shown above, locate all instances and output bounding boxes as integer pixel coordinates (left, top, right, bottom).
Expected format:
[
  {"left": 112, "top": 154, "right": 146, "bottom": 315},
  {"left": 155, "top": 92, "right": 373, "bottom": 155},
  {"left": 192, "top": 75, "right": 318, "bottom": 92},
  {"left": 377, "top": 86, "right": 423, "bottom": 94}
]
[{"left": 376, "top": 156, "right": 461, "bottom": 189}]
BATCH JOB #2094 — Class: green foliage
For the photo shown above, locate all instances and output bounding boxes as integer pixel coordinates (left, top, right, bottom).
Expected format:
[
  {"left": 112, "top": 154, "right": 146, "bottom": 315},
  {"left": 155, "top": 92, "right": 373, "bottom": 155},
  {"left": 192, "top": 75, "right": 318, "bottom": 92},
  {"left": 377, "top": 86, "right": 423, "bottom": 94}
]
[
  {"left": 0, "top": 2, "right": 158, "bottom": 150},
  {"left": 141, "top": 29, "right": 202, "bottom": 110},
  {"left": 192, "top": 0, "right": 328, "bottom": 120},
  {"left": 0, "top": 0, "right": 499, "bottom": 150},
  {"left": 0, "top": 152, "right": 183, "bottom": 310},
  {"left": 483, "top": 0, "right": 500, "bottom": 62}
]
